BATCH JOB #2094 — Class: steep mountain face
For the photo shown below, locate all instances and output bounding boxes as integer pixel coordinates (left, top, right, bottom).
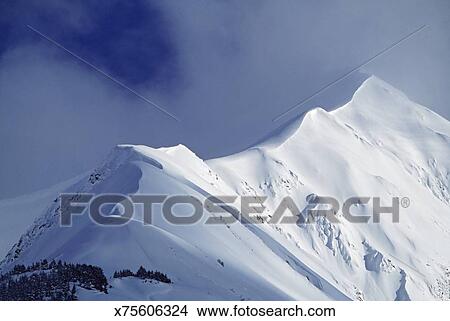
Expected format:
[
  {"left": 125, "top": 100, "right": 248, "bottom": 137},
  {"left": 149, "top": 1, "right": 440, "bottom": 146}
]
[
  {"left": 0, "top": 175, "right": 85, "bottom": 259},
  {"left": 1, "top": 76, "right": 449, "bottom": 300}
]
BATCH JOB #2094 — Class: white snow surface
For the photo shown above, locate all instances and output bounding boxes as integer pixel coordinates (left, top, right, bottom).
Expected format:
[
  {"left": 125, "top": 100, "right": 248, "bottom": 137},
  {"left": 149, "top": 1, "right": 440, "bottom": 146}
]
[{"left": 1, "top": 76, "right": 449, "bottom": 300}]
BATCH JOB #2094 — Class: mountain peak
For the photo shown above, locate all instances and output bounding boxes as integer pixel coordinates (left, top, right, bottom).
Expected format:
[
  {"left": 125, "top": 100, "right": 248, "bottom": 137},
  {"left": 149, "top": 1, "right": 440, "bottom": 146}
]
[
  {"left": 346, "top": 75, "right": 410, "bottom": 108},
  {"left": 256, "top": 76, "right": 443, "bottom": 151}
]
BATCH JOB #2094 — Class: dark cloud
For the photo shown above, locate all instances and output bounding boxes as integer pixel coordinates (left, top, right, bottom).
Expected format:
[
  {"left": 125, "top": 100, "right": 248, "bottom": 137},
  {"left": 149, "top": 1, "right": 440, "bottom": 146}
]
[{"left": 0, "top": 0, "right": 179, "bottom": 87}]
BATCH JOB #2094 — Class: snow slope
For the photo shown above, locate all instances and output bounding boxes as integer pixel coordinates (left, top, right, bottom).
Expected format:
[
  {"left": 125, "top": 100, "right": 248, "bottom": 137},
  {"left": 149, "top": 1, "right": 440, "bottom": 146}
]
[
  {"left": 1, "top": 76, "right": 449, "bottom": 300},
  {"left": 0, "top": 174, "right": 85, "bottom": 258}
]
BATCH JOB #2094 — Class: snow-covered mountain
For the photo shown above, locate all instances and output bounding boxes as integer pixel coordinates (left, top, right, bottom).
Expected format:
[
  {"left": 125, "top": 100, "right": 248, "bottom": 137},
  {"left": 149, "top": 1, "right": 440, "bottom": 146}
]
[{"left": 1, "top": 76, "right": 449, "bottom": 300}]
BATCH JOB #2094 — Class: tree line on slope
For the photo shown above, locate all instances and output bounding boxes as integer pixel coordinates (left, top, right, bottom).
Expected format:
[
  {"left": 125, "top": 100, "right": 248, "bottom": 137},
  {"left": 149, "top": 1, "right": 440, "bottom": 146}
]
[
  {"left": 113, "top": 266, "right": 172, "bottom": 283},
  {"left": 0, "top": 260, "right": 172, "bottom": 300},
  {"left": 0, "top": 259, "right": 107, "bottom": 300}
]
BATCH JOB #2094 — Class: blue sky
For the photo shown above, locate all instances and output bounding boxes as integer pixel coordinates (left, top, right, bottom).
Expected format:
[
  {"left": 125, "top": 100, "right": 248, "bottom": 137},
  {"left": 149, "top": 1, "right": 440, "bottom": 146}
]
[{"left": 0, "top": 0, "right": 449, "bottom": 198}]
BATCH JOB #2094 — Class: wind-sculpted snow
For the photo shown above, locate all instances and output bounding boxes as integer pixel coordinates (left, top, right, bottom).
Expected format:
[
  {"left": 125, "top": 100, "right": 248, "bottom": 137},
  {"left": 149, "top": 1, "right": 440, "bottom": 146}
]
[{"left": 1, "top": 77, "right": 449, "bottom": 300}]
